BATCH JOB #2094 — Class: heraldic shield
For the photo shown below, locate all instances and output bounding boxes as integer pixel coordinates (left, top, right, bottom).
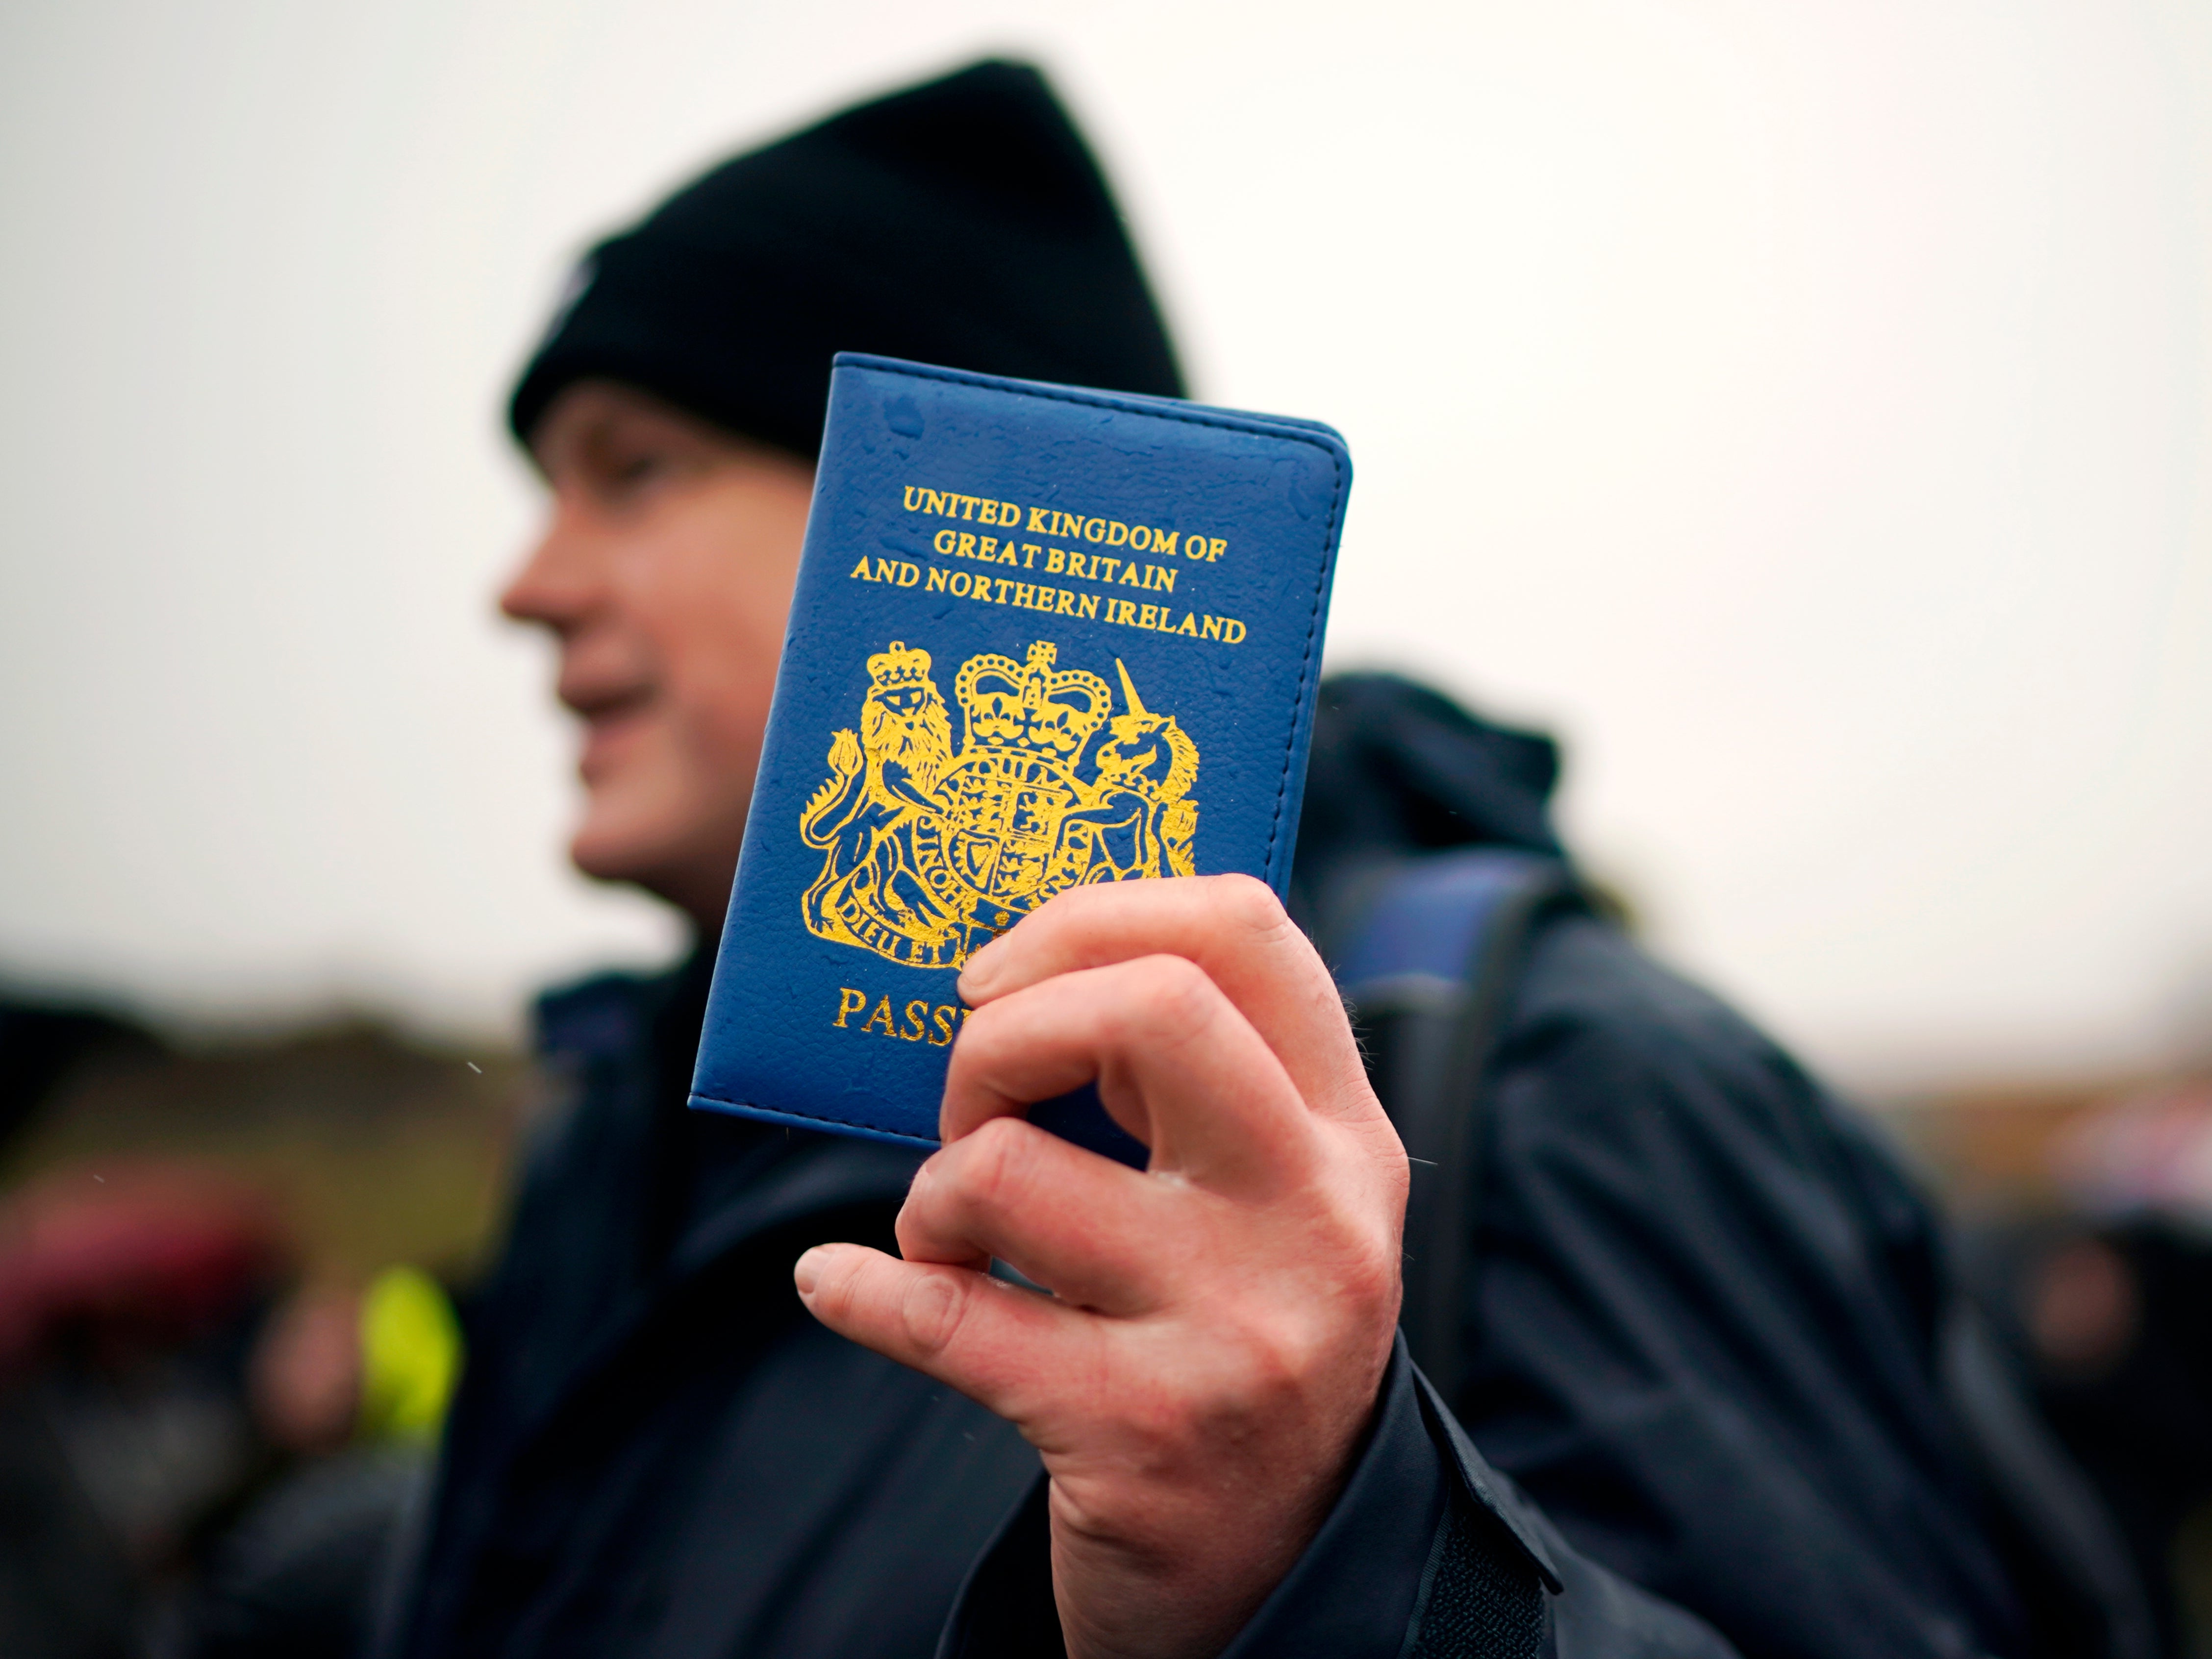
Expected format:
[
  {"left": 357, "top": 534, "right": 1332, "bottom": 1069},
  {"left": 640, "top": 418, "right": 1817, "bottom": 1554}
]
[{"left": 799, "top": 639, "right": 1201, "bottom": 969}]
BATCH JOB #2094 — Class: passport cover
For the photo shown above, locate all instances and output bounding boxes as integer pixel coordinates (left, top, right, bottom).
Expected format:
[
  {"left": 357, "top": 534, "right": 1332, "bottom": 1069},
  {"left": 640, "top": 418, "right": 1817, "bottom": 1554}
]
[{"left": 689, "top": 353, "right": 1352, "bottom": 1155}]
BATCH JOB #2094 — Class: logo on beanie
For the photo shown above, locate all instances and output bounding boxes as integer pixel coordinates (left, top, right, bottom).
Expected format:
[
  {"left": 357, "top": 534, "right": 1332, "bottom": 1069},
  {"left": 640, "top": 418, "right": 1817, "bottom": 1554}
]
[{"left": 799, "top": 639, "right": 1200, "bottom": 968}]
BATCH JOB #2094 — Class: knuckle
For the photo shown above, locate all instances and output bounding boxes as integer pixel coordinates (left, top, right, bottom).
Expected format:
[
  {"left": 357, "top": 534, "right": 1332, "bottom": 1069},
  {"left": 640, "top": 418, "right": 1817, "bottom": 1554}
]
[
  {"left": 1033, "top": 880, "right": 1108, "bottom": 935},
  {"left": 898, "top": 1270, "right": 970, "bottom": 1359},
  {"left": 1042, "top": 1480, "right": 1120, "bottom": 1550},
  {"left": 1208, "top": 872, "right": 1290, "bottom": 941},
  {"left": 1131, "top": 1331, "right": 1312, "bottom": 1458},
  {"left": 1308, "top": 1208, "right": 1405, "bottom": 1326},
  {"left": 941, "top": 1001, "right": 1002, "bottom": 1075},
  {"left": 1126, "top": 954, "right": 1216, "bottom": 1037},
  {"left": 954, "top": 1117, "right": 1037, "bottom": 1222},
  {"left": 1238, "top": 1317, "right": 1323, "bottom": 1404},
  {"left": 1208, "top": 1269, "right": 1399, "bottom": 1414},
  {"left": 944, "top": 1000, "right": 1039, "bottom": 1095},
  {"left": 894, "top": 1161, "right": 942, "bottom": 1253},
  {"left": 1339, "top": 1240, "right": 1401, "bottom": 1325}
]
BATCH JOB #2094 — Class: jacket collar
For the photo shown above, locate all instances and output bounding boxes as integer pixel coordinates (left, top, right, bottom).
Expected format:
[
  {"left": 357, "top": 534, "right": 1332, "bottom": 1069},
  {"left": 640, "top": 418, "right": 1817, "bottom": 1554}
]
[{"left": 531, "top": 948, "right": 923, "bottom": 1289}]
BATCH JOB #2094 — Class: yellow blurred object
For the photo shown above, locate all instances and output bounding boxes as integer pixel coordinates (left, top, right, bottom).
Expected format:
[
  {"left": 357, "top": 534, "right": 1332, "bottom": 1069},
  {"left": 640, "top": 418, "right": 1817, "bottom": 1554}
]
[{"left": 356, "top": 1264, "right": 462, "bottom": 1441}]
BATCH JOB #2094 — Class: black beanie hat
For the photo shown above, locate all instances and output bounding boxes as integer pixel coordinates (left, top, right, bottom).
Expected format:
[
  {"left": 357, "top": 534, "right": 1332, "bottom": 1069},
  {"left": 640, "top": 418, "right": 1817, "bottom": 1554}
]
[{"left": 508, "top": 59, "right": 1186, "bottom": 456}]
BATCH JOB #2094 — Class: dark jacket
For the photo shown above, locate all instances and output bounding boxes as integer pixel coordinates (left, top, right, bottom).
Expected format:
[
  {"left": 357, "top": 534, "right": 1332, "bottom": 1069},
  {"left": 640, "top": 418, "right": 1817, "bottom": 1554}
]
[
  {"left": 387, "top": 677, "right": 2025, "bottom": 1659},
  {"left": 1295, "top": 677, "right": 2035, "bottom": 1659}
]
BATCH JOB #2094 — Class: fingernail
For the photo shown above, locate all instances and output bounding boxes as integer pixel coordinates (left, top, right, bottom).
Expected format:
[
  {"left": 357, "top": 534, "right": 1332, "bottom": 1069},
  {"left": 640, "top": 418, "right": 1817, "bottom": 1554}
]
[{"left": 793, "top": 1247, "right": 826, "bottom": 1298}]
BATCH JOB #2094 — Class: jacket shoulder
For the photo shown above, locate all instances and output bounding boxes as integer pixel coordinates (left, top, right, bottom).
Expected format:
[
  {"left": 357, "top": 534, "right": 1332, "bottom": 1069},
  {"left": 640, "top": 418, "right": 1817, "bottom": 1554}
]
[
  {"left": 1506, "top": 915, "right": 1792, "bottom": 1085},
  {"left": 1485, "top": 910, "right": 1942, "bottom": 1292},
  {"left": 1494, "top": 913, "right": 1850, "bottom": 1161}
]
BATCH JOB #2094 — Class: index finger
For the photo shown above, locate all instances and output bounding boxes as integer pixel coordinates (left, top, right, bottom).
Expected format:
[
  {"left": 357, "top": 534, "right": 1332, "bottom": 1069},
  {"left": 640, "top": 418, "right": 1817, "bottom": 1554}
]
[{"left": 957, "top": 875, "right": 1372, "bottom": 1125}]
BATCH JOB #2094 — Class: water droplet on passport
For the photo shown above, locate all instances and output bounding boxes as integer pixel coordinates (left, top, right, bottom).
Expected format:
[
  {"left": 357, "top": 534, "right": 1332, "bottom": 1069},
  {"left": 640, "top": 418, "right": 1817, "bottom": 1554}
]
[{"left": 884, "top": 395, "right": 925, "bottom": 438}]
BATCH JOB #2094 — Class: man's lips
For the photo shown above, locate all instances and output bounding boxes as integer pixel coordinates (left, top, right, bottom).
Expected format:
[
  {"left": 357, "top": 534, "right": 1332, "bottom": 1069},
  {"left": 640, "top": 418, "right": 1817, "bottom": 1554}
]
[
  {"left": 569, "top": 686, "right": 655, "bottom": 782},
  {"left": 558, "top": 672, "right": 653, "bottom": 721}
]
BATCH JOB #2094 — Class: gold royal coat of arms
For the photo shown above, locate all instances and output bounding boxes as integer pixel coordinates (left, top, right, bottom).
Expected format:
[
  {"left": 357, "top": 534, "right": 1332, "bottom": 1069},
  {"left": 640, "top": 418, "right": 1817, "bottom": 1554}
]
[{"left": 800, "top": 640, "right": 1200, "bottom": 969}]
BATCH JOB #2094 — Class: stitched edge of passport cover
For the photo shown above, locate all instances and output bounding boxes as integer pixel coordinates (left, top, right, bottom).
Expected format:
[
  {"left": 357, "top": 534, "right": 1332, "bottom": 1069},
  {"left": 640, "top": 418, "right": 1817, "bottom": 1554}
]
[{"left": 689, "top": 353, "right": 1350, "bottom": 1146}]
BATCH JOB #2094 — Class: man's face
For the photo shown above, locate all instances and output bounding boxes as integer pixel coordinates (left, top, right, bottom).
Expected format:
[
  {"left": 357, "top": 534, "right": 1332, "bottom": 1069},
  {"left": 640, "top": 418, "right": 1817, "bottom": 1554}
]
[{"left": 503, "top": 380, "right": 814, "bottom": 927}]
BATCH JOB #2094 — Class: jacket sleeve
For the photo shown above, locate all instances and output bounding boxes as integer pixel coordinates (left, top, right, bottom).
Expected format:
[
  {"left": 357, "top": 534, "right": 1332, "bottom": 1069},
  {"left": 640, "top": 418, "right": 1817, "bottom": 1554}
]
[{"left": 937, "top": 1332, "right": 1738, "bottom": 1659}]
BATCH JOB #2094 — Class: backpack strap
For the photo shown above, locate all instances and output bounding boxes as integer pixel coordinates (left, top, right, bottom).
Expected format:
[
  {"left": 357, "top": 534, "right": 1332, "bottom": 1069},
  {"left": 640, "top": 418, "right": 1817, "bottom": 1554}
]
[{"left": 1328, "top": 849, "right": 1577, "bottom": 1398}]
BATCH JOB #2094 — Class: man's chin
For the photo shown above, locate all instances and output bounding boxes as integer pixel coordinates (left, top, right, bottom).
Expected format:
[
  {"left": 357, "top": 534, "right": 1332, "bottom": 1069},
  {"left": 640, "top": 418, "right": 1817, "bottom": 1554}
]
[
  {"left": 569, "top": 820, "right": 680, "bottom": 896},
  {"left": 569, "top": 810, "right": 743, "bottom": 932}
]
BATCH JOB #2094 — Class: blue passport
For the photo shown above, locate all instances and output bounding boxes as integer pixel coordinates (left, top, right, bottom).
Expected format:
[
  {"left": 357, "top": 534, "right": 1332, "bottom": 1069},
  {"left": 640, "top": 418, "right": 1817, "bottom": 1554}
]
[{"left": 689, "top": 353, "right": 1352, "bottom": 1156}]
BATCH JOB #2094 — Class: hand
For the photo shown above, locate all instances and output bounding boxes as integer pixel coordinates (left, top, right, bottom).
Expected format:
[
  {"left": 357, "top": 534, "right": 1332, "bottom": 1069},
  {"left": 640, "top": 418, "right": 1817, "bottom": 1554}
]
[{"left": 795, "top": 875, "right": 1408, "bottom": 1659}]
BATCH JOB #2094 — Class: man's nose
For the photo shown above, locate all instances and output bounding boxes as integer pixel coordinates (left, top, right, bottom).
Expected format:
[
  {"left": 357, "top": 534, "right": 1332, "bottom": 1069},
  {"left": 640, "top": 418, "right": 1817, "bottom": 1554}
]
[{"left": 500, "top": 502, "right": 601, "bottom": 631}]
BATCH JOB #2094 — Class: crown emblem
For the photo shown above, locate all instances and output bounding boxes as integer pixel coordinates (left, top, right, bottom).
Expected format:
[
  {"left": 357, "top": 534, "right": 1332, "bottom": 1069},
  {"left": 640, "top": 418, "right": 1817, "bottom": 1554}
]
[
  {"left": 799, "top": 637, "right": 1202, "bottom": 968},
  {"left": 953, "top": 641, "right": 1111, "bottom": 762},
  {"left": 866, "top": 640, "right": 933, "bottom": 691}
]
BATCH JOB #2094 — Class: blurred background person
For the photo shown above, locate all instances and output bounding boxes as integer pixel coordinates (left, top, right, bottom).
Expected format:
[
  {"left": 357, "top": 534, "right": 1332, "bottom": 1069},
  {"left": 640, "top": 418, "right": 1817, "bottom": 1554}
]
[{"left": 0, "top": 997, "right": 476, "bottom": 1659}]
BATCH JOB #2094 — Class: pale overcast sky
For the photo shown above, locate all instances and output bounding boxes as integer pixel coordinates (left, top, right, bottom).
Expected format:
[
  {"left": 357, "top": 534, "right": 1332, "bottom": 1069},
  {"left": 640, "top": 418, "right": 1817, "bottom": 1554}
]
[{"left": 3, "top": 0, "right": 2209, "bottom": 1092}]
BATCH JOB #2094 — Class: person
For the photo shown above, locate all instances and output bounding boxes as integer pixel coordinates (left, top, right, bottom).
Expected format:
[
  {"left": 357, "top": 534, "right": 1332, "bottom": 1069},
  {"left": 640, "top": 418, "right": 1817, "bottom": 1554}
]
[{"left": 381, "top": 59, "right": 2130, "bottom": 1659}]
